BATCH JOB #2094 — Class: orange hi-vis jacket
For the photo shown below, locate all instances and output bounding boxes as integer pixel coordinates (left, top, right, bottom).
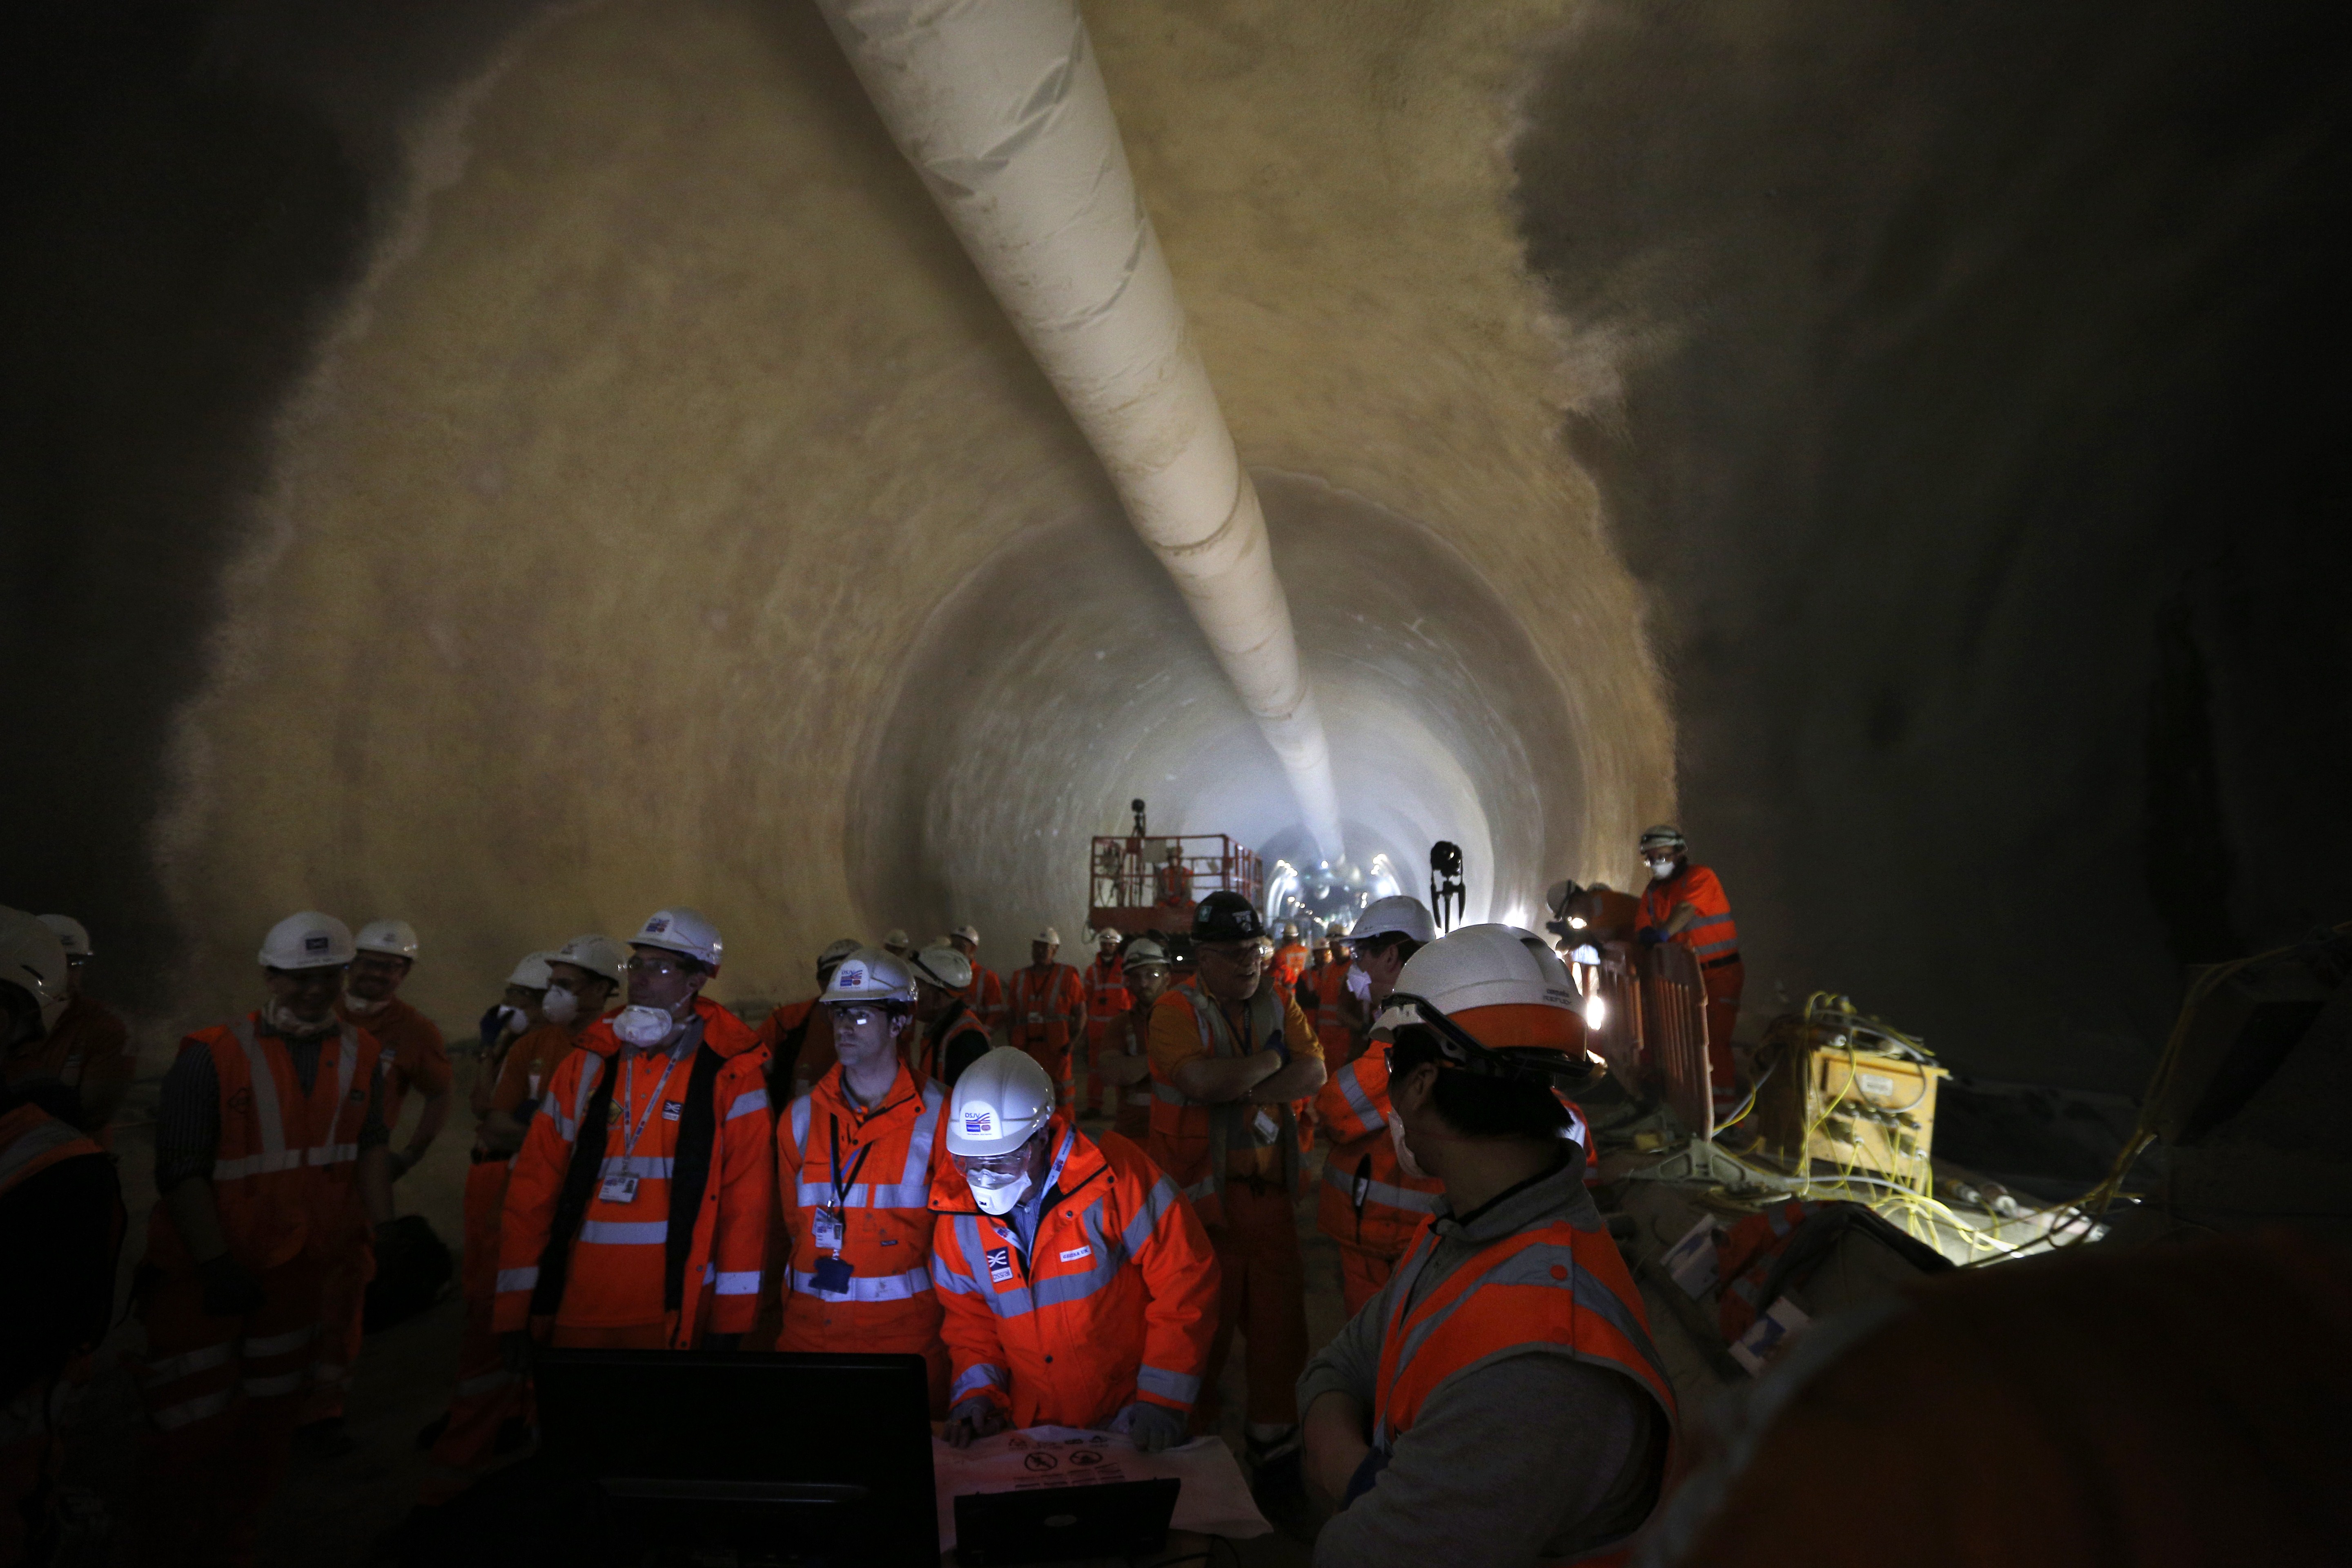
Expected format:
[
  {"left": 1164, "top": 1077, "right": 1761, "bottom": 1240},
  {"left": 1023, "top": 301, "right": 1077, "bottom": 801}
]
[
  {"left": 957, "top": 967, "right": 1007, "bottom": 1032},
  {"left": 756, "top": 998, "right": 837, "bottom": 1090},
  {"left": 1372, "top": 1200, "right": 1677, "bottom": 1468},
  {"left": 336, "top": 994, "right": 449, "bottom": 1124},
  {"left": 1082, "top": 957, "right": 1130, "bottom": 1045},
  {"left": 1007, "top": 963, "right": 1086, "bottom": 1073},
  {"left": 776, "top": 1062, "right": 947, "bottom": 1348},
  {"left": 494, "top": 997, "right": 773, "bottom": 1345},
  {"left": 147, "top": 1015, "right": 383, "bottom": 1272},
  {"left": 1312, "top": 1047, "right": 1443, "bottom": 1261},
  {"left": 1638, "top": 862, "right": 1740, "bottom": 969},
  {"left": 1272, "top": 942, "right": 1310, "bottom": 991},
  {"left": 928, "top": 1116, "right": 1219, "bottom": 1429}
]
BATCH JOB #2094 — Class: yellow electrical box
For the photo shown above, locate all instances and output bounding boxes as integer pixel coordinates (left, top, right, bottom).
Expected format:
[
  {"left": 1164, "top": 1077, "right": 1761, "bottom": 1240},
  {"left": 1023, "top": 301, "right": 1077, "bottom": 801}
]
[{"left": 1755, "top": 1013, "right": 1948, "bottom": 1186}]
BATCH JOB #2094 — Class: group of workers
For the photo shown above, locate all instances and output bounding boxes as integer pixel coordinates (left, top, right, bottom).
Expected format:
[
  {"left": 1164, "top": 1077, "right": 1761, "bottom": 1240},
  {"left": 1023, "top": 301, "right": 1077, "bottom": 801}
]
[{"left": 0, "top": 822, "right": 1743, "bottom": 1567}]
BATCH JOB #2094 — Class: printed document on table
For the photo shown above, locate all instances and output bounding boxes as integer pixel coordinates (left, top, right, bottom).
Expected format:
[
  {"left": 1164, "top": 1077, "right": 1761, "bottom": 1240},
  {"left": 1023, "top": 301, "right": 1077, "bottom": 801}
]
[{"left": 931, "top": 1425, "right": 1271, "bottom": 1550}]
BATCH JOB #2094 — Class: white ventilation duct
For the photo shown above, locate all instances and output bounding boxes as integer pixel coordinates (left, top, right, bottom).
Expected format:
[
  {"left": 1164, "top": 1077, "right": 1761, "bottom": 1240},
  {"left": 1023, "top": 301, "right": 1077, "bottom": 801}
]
[{"left": 815, "top": 0, "right": 1345, "bottom": 860}]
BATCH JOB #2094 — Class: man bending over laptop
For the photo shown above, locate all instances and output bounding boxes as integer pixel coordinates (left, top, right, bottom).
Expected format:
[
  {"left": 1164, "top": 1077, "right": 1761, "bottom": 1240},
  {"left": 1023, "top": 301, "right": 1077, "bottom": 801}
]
[{"left": 930, "top": 1048, "right": 1218, "bottom": 1452}]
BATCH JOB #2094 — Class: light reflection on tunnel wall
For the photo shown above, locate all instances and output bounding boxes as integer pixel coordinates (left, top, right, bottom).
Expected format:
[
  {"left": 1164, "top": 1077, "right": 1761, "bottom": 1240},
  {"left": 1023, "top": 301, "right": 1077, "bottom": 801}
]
[{"left": 851, "top": 472, "right": 1575, "bottom": 947}]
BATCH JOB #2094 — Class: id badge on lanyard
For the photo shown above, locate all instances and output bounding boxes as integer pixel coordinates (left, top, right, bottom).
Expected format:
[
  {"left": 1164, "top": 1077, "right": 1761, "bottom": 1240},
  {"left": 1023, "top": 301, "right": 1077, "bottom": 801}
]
[
  {"left": 811, "top": 1115, "right": 872, "bottom": 1296},
  {"left": 600, "top": 1049, "right": 680, "bottom": 1205}
]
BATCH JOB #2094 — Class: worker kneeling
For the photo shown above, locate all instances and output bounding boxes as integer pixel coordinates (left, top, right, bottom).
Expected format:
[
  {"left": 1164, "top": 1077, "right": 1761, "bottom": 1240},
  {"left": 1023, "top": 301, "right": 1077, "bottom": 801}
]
[
  {"left": 776, "top": 947, "right": 953, "bottom": 1412},
  {"left": 931, "top": 1048, "right": 1218, "bottom": 1454},
  {"left": 1301, "top": 925, "right": 1676, "bottom": 1567}
]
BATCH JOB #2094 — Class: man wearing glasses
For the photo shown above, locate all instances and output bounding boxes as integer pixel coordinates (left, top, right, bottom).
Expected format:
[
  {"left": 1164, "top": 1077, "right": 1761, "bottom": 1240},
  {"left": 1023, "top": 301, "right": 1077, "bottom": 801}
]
[
  {"left": 1146, "top": 891, "right": 1327, "bottom": 1497},
  {"left": 774, "top": 947, "right": 953, "bottom": 1412},
  {"left": 495, "top": 908, "right": 772, "bottom": 1354}
]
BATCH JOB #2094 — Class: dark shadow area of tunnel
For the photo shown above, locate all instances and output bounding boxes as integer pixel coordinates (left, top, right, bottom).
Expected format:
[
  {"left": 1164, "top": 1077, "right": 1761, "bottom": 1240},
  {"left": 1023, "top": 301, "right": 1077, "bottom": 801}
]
[
  {"left": 848, "top": 471, "right": 1584, "bottom": 945},
  {"left": 1512, "top": 0, "right": 2352, "bottom": 1089},
  {"left": 1, "top": 3, "right": 371, "bottom": 1005}
]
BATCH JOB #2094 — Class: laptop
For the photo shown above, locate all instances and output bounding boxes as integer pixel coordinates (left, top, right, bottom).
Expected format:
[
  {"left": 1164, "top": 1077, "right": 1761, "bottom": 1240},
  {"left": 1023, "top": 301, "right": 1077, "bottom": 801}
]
[
  {"left": 954, "top": 1476, "right": 1180, "bottom": 1566},
  {"left": 535, "top": 1348, "right": 938, "bottom": 1564}
]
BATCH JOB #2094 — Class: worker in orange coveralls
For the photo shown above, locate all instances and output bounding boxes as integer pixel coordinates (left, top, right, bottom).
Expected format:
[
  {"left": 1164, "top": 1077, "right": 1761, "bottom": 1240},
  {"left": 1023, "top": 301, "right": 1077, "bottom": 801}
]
[
  {"left": 1147, "top": 891, "right": 1327, "bottom": 1499},
  {"left": 1079, "top": 928, "right": 1130, "bottom": 1118},
  {"left": 5, "top": 913, "right": 136, "bottom": 1144},
  {"left": 931, "top": 1047, "right": 1218, "bottom": 1452},
  {"left": 1005, "top": 929, "right": 1086, "bottom": 1107},
  {"left": 947, "top": 924, "right": 1007, "bottom": 1034},
  {"left": 1634, "top": 824, "right": 1743, "bottom": 1117},
  {"left": 136, "top": 911, "right": 394, "bottom": 1567},
  {"left": 494, "top": 909, "right": 771, "bottom": 1356}
]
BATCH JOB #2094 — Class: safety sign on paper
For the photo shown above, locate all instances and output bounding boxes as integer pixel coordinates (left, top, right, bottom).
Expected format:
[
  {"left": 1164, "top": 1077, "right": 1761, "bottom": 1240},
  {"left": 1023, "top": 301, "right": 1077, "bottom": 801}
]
[{"left": 931, "top": 1426, "right": 1270, "bottom": 1550}]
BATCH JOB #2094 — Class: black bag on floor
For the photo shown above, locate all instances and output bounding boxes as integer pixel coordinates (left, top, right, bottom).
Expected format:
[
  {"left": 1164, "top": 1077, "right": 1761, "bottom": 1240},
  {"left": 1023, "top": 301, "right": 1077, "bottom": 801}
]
[{"left": 365, "top": 1213, "right": 455, "bottom": 1333}]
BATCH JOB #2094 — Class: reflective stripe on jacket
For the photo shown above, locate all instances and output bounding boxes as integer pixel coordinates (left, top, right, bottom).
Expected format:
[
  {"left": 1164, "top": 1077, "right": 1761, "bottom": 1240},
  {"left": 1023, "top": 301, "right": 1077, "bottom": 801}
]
[
  {"left": 1312, "top": 1048, "right": 1443, "bottom": 1259},
  {"left": 147, "top": 1015, "right": 381, "bottom": 1272},
  {"left": 956, "top": 968, "right": 1007, "bottom": 1032},
  {"left": 927, "top": 1116, "right": 1218, "bottom": 1429},
  {"left": 1371, "top": 1201, "right": 1677, "bottom": 1469},
  {"left": 1303, "top": 960, "right": 1352, "bottom": 1060},
  {"left": 1272, "top": 942, "right": 1310, "bottom": 990},
  {"left": 776, "top": 1063, "right": 946, "bottom": 1346},
  {"left": 494, "top": 996, "right": 772, "bottom": 1343},
  {"left": 1637, "top": 863, "right": 1738, "bottom": 963}
]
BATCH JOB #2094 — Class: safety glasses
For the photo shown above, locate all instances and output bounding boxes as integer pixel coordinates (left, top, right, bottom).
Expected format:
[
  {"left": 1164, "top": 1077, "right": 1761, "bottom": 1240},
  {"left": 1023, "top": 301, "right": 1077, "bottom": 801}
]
[{"left": 950, "top": 1148, "right": 1033, "bottom": 1179}]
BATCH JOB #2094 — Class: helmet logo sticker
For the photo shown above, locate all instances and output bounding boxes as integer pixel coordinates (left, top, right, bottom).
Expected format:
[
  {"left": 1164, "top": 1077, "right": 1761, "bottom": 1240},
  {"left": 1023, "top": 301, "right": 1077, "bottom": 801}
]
[
  {"left": 837, "top": 963, "right": 867, "bottom": 989},
  {"left": 647, "top": 917, "right": 669, "bottom": 933},
  {"left": 963, "top": 1105, "right": 996, "bottom": 1136},
  {"left": 305, "top": 934, "right": 330, "bottom": 953}
]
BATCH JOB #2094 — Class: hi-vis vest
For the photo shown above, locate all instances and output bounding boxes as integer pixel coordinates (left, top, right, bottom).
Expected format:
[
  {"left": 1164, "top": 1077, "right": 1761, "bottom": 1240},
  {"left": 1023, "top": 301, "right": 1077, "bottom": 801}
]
[
  {"left": 780, "top": 1067, "right": 946, "bottom": 1315},
  {"left": 1638, "top": 864, "right": 1739, "bottom": 967},
  {"left": 1372, "top": 1207, "right": 1677, "bottom": 1525},
  {"left": 149, "top": 1015, "right": 380, "bottom": 1272},
  {"left": 1146, "top": 982, "right": 1298, "bottom": 1222}
]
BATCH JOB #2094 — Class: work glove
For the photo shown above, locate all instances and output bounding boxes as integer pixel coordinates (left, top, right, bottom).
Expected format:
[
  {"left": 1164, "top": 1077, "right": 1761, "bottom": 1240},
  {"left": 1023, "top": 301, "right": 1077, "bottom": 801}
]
[
  {"left": 1110, "top": 1401, "right": 1187, "bottom": 1454},
  {"left": 198, "top": 1254, "right": 265, "bottom": 1318},
  {"left": 945, "top": 1396, "right": 1010, "bottom": 1449},
  {"left": 1636, "top": 927, "right": 1665, "bottom": 947}
]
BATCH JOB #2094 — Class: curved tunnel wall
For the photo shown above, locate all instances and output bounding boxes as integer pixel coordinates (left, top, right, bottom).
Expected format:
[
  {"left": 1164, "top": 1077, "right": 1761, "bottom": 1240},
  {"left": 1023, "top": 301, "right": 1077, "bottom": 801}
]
[{"left": 135, "top": 0, "right": 1669, "bottom": 1023}]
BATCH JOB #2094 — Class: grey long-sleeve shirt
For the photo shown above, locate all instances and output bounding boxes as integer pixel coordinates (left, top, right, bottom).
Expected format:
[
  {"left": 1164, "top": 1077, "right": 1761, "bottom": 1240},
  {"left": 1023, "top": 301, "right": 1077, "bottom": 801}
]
[{"left": 1298, "top": 1160, "right": 1668, "bottom": 1568}]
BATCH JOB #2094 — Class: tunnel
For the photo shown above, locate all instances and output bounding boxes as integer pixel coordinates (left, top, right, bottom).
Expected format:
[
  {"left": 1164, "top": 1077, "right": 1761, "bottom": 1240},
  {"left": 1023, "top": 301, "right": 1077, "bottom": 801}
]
[{"left": 7, "top": 1, "right": 2348, "bottom": 1098}]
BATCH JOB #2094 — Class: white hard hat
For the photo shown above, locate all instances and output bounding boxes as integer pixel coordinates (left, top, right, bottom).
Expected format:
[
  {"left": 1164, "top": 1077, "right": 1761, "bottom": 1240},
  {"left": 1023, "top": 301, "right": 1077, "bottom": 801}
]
[
  {"left": 1278, "top": 920, "right": 1299, "bottom": 940},
  {"left": 552, "top": 933, "right": 628, "bottom": 985},
  {"left": 260, "top": 911, "right": 356, "bottom": 971},
  {"left": 1352, "top": 895, "right": 1436, "bottom": 945},
  {"left": 0, "top": 907, "right": 72, "bottom": 1036},
  {"left": 882, "top": 928, "right": 911, "bottom": 949},
  {"left": 1122, "top": 938, "right": 1170, "bottom": 969},
  {"left": 1034, "top": 927, "right": 1060, "bottom": 947},
  {"left": 1372, "top": 924, "right": 1593, "bottom": 1085},
  {"left": 1097, "top": 928, "right": 1122, "bottom": 947},
  {"left": 354, "top": 919, "right": 420, "bottom": 960},
  {"left": 632, "top": 907, "right": 722, "bottom": 970},
  {"left": 1326, "top": 920, "right": 1350, "bottom": 940},
  {"left": 507, "top": 951, "right": 557, "bottom": 989},
  {"left": 818, "top": 937, "right": 862, "bottom": 968},
  {"left": 951, "top": 924, "right": 981, "bottom": 945},
  {"left": 946, "top": 1047, "right": 1055, "bottom": 1158},
  {"left": 37, "top": 914, "right": 91, "bottom": 960},
  {"left": 820, "top": 947, "right": 915, "bottom": 1008},
  {"left": 1639, "top": 824, "right": 1687, "bottom": 852},
  {"left": 911, "top": 944, "right": 973, "bottom": 991}
]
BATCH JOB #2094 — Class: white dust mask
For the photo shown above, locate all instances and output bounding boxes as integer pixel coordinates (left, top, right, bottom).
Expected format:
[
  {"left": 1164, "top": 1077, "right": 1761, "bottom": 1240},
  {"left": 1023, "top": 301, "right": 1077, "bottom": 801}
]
[
  {"left": 1646, "top": 858, "right": 1676, "bottom": 878},
  {"left": 967, "top": 1167, "right": 1033, "bottom": 1216},
  {"left": 1390, "top": 1115, "right": 1430, "bottom": 1180},
  {"left": 611, "top": 1004, "right": 675, "bottom": 1049},
  {"left": 541, "top": 986, "right": 579, "bottom": 1025}
]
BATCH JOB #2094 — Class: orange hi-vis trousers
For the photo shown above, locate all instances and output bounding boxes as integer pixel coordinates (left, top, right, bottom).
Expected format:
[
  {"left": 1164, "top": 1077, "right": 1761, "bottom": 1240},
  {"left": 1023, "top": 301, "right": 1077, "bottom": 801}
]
[
  {"left": 135, "top": 1257, "right": 325, "bottom": 1568},
  {"left": 1195, "top": 1177, "right": 1310, "bottom": 1432}
]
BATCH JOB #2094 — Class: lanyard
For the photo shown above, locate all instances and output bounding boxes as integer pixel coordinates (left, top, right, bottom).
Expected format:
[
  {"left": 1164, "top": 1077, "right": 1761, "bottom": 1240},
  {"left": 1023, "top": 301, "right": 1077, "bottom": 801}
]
[
  {"left": 826, "top": 1114, "right": 875, "bottom": 1218},
  {"left": 615, "top": 1046, "right": 684, "bottom": 1167}
]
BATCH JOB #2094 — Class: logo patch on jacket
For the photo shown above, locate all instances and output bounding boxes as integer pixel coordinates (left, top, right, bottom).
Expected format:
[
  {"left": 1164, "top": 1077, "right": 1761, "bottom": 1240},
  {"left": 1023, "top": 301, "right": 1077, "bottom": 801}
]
[
  {"left": 1058, "top": 1245, "right": 1091, "bottom": 1263},
  {"left": 985, "top": 1246, "right": 1014, "bottom": 1283},
  {"left": 348, "top": 1086, "right": 367, "bottom": 1103},
  {"left": 662, "top": 1100, "right": 683, "bottom": 1120}
]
